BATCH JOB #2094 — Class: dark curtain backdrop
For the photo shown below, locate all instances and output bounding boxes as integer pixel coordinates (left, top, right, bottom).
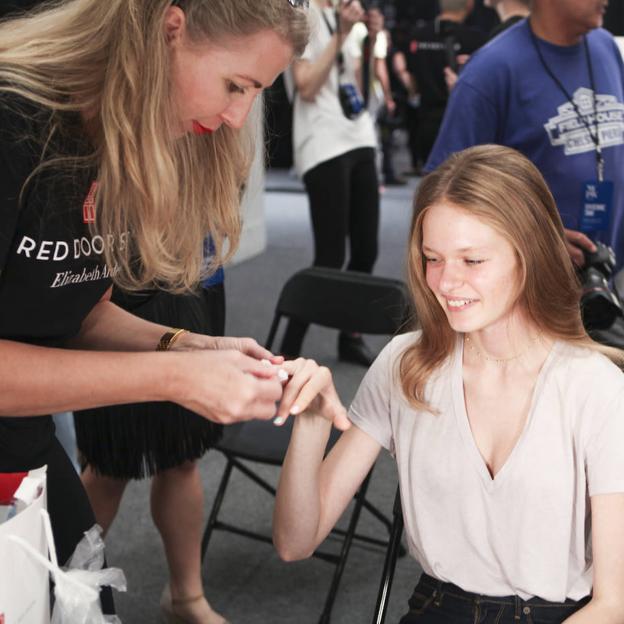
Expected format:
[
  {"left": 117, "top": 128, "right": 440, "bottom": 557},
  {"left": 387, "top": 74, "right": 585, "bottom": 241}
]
[
  {"left": 0, "top": 0, "right": 41, "bottom": 17},
  {"left": 604, "top": 0, "right": 623, "bottom": 36}
]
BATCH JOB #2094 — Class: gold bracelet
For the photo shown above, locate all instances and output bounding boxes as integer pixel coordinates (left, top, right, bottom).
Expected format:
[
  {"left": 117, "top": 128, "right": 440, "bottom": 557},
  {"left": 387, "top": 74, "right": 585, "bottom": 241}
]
[{"left": 156, "top": 328, "right": 189, "bottom": 352}]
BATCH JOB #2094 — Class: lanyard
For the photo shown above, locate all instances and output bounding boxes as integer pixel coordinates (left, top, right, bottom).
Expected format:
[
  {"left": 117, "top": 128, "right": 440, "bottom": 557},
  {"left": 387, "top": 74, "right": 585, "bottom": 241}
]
[{"left": 529, "top": 26, "right": 605, "bottom": 182}]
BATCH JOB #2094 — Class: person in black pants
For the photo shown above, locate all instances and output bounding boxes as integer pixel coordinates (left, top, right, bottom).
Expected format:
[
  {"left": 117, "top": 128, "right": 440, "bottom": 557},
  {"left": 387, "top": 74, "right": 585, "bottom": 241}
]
[
  {"left": 281, "top": 146, "right": 380, "bottom": 365},
  {"left": 306, "top": 148, "right": 378, "bottom": 274},
  {"left": 283, "top": 0, "right": 381, "bottom": 366}
]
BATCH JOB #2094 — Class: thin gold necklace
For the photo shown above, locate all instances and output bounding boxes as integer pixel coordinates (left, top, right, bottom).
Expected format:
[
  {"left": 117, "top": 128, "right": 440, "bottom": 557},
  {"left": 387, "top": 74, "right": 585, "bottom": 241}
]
[{"left": 464, "top": 334, "right": 541, "bottom": 364}]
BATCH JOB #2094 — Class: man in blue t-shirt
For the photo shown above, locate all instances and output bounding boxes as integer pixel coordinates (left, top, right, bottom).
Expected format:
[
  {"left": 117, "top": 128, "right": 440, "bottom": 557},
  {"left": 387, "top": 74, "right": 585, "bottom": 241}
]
[{"left": 426, "top": 0, "right": 624, "bottom": 269}]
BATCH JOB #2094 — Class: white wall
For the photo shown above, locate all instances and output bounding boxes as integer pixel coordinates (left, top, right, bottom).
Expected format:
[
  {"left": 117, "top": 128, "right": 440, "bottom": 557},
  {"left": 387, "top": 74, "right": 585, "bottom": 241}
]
[
  {"left": 230, "top": 100, "right": 267, "bottom": 266},
  {"left": 616, "top": 37, "right": 624, "bottom": 62}
]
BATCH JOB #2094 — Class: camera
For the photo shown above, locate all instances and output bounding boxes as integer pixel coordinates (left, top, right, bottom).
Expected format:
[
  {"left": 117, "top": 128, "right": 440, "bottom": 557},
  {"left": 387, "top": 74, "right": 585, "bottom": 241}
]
[
  {"left": 338, "top": 82, "right": 365, "bottom": 119},
  {"left": 579, "top": 241, "right": 622, "bottom": 331}
]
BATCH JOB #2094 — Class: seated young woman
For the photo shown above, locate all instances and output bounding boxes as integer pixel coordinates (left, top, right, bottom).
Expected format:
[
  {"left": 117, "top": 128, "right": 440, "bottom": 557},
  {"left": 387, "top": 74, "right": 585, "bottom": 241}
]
[{"left": 273, "top": 144, "right": 624, "bottom": 624}]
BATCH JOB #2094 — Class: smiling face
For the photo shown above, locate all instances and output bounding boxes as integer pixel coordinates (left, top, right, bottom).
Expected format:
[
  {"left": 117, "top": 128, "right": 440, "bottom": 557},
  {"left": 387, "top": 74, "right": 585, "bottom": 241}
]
[
  {"left": 422, "top": 201, "right": 522, "bottom": 335},
  {"left": 166, "top": 8, "right": 294, "bottom": 136}
]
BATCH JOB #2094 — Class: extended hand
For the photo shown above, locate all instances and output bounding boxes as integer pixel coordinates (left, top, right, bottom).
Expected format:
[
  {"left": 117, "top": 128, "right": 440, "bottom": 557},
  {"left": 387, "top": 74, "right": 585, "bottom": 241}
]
[{"left": 274, "top": 358, "right": 351, "bottom": 431}]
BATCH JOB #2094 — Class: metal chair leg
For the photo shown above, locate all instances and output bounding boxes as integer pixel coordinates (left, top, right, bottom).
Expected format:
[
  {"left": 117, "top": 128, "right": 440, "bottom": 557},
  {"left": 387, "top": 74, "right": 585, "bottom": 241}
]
[
  {"left": 201, "top": 459, "right": 234, "bottom": 560},
  {"left": 372, "top": 487, "right": 404, "bottom": 624},
  {"left": 318, "top": 471, "right": 374, "bottom": 624}
]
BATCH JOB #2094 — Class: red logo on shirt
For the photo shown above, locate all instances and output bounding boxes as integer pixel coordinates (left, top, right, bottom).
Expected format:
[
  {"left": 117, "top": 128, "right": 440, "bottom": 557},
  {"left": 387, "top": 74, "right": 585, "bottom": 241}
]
[
  {"left": 82, "top": 181, "right": 98, "bottom": 224},
  {"left": 410, "top": 40, "right": 418, "bottom": 53}
]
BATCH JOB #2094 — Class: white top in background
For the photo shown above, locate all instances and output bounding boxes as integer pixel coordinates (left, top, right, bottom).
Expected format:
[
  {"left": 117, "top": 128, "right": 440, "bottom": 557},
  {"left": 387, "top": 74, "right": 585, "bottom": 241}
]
[
  {"left": 349, "top": 331, "right": 624, "bottom": 602},
  {"left": 291, "top": 3, "right": 377, "bottom": 177},
  {"left": 347, "top": 23, "right": 389, "bottom": 117}
]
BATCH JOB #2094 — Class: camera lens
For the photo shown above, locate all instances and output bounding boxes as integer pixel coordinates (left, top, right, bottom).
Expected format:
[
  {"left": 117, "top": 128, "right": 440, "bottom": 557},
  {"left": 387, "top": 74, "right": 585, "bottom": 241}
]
[{"left": 580, "top": 243, "right": 622, "bottom": 331}]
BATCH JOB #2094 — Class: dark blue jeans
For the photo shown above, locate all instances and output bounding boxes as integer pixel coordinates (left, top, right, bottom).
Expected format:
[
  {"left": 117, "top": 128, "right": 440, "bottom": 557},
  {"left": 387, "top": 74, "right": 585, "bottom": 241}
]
[{"left": 399, "top": 574, "right": 590, "bottom": 624}]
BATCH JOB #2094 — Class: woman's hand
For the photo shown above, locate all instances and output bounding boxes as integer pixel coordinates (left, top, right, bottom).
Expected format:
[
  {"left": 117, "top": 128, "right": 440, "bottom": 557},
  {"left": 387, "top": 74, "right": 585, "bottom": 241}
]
[
  {"left": 167, "top": 349, "right": 284, "bottom": 424},
  {"left": 173, "top": 333, "right": 284, "bottom": 365},
  {"left": 273, "top": 358, "right": 351, "bottom": 431}
]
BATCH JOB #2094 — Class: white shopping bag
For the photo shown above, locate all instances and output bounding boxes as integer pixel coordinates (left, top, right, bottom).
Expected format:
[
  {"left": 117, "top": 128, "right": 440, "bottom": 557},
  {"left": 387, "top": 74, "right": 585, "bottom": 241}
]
[
  {"left": 0, "top": 467, "right": 50, "bottom": 624},
  {"left": 0, "top": 467, "right": 126, "bottom": 624}
]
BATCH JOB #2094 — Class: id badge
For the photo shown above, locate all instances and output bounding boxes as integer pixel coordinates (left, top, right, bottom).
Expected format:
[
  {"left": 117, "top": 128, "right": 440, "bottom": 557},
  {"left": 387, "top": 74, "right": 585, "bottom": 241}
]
[{"left": 579, "top": 180, "right": 614, "bottom": 233}]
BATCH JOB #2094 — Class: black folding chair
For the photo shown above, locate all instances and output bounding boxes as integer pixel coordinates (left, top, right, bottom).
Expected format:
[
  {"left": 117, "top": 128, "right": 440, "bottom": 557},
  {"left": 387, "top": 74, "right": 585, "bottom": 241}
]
[
  {"left": 201, "top": 267, "right": 412, "bottom": 624},
  {"left": 372, "top": 486, "right": 404, "bottom": 624}
]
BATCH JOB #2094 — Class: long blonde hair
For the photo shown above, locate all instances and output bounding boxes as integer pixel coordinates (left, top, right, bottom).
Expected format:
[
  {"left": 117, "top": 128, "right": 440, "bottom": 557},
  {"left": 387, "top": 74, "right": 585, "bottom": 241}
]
[
  {"left": 0, "top": 0, "right": 309, "bottom": 291},
  {"left": 401, "top": 144, "right": 623, "bottom": 411}
]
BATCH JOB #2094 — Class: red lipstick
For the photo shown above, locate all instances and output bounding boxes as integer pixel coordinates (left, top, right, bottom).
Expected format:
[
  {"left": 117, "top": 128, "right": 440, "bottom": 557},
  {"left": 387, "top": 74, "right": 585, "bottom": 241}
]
[{"left": 192, "top": 120, "right": 213, "bottom": 135}]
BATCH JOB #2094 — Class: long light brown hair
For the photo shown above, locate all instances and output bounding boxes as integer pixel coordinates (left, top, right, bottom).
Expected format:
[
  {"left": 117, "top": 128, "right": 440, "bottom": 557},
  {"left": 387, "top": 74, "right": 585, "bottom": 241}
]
[
  {"left": 0, "top": 0, "right": 309, "bottom": 291},
  {"left": 400, "top": 144, "right": 623, "bottom": 411}
]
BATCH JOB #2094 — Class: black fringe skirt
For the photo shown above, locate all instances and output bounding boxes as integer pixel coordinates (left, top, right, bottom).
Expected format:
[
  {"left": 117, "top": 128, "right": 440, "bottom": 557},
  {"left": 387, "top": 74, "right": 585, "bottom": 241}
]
[{"left": 74, "top": 283, "right": 225, "bottom": 479}]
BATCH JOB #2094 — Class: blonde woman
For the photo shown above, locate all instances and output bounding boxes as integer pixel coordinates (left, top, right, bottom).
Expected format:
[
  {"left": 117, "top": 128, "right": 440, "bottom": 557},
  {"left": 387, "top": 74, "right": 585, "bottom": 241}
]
[
  {"left": 274, "top": 146, "right": 624, "bottom": 623},
  {"left": 0, "top": 0, "right": 309, "bottom": 621}
]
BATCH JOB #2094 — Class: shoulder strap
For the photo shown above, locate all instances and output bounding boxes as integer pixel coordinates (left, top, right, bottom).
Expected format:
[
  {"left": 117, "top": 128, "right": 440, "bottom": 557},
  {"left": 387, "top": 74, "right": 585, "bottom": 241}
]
[
  {"left": 320, "top": 9, "right": 334, "bottom": 35},
  {"left": 320, "top": 9, "right": 346, "bottom": 73}
]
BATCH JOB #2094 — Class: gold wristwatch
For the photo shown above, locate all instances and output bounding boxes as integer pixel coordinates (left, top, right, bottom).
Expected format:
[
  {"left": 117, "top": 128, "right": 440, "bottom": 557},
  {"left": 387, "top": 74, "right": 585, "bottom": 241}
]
[{"left": 156, "top": 328, "right": 188, "bottom": 351}]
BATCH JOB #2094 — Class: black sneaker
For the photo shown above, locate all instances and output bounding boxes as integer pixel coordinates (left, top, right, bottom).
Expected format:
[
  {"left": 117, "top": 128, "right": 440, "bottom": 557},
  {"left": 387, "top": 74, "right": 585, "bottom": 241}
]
[
  {"left": 338, "top": 333, "right": 375, "bottom": 367},
  {"left": 384, "top": 175, "right": 408, "bottom": 186}
]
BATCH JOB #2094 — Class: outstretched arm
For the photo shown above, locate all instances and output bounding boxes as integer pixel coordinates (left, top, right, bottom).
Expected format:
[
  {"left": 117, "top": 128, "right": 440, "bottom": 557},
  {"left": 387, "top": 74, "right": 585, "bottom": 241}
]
[
  {"left": 272, "top": 357, "right": 381, "bottom": 560},
  {"left": 1, "top": 288, "right": 284, "bottom": 422},
  {"left": 274, "top": 418, "right": 381, "bottom": 560},
  {"left": 563, "top": 493, "right": 624, "bottom": 623}
]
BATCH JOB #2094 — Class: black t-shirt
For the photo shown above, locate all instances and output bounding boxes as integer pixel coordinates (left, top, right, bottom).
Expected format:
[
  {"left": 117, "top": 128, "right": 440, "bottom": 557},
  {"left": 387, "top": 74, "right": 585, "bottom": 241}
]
[
  {"left": 0, "top": 94, "right": 113, "bottom": 346},
  {"left": 0, "top": 93, "right": 112, "bottom": 465},
  {"left": 488, "top": 15, "right": 526, "bottom": 41},
  {"left": 405, "top": 19, "right": 488, "bottom": 110}
]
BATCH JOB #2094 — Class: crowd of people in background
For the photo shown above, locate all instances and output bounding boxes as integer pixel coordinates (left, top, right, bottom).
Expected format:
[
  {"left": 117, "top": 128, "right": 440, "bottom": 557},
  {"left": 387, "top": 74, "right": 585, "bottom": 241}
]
[{"left": 269, "top": 0, "right": 622, "bottom": 189}]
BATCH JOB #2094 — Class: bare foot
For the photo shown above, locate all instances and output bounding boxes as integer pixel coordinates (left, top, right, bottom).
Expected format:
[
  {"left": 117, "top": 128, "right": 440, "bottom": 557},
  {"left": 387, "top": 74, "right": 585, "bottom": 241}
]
[
  {"left": 171, "top": 596, "right": 227, "bottom": 624},
  {"left": 161, "top": 585, "right": 229, "bottom": 624}
]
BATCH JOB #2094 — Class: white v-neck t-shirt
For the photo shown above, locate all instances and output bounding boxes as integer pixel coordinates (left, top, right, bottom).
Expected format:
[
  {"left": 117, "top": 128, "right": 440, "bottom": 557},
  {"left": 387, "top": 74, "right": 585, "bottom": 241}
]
[{"left": 349, "top": 332, "right": 624, "bottom": 602}]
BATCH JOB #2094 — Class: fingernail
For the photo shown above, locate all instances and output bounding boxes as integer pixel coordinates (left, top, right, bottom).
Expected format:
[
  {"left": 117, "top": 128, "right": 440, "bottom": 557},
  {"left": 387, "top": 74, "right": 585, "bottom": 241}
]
[
  {"left": 277, "top": 369, "right": 289, "bottom": 382},
  {"left": 273, "top": 416, "right": 286, "bottom": 426},
  {"left": 261, "top": 359, "right": 271, "bottom": 366},
  {"left": 290, "top": 404, "right": 301, "bottom": 415}
]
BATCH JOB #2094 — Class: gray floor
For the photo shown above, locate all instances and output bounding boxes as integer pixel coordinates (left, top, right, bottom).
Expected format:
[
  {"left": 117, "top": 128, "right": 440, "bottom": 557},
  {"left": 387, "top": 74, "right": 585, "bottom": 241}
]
[{"left": 106, "top": 165, "right": 424, "bottom": 624}]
